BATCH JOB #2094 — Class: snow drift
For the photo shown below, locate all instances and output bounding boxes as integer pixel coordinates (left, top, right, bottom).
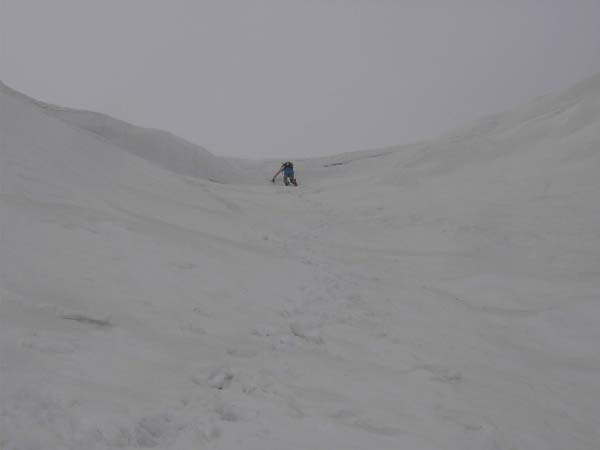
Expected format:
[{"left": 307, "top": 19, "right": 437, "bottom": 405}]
[{"left": 1, "top": 75, "right": 599, "bottom": 450}]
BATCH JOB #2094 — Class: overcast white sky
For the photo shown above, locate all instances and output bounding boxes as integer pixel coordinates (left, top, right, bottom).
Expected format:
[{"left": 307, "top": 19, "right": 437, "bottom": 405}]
[{"left": 2, "top": 0, "right": 600, "bottom": 159}]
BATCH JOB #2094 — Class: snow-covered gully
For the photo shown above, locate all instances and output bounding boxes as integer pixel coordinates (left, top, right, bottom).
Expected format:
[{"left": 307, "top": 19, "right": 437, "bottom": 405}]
[{"left": 1, "top": 76, "right": 599, "bottom": 449}]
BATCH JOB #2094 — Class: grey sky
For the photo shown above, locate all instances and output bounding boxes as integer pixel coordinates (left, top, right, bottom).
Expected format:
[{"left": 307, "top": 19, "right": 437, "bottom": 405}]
[{"left": 2, "top": 0, "right": 600, "bottom": 159}]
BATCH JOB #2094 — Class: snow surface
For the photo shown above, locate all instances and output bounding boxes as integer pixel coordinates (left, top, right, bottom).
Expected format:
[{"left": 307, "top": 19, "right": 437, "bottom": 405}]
[{"left": 1, "top": 75, "right": 600, "bottom": 449}]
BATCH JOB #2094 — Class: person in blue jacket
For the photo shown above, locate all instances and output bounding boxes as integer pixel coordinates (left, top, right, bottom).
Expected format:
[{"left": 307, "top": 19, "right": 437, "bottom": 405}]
[{"left": 272, "top": 161, "right": 298, "bottom": 186}]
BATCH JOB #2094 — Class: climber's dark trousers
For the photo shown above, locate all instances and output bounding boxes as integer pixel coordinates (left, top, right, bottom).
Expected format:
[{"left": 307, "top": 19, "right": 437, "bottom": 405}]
[{"left": 283, "top": 174, "right": 297, "bottom": 186}]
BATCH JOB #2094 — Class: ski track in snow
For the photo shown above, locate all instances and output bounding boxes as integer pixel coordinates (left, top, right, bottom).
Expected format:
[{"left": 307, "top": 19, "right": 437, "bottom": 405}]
[{"left": 1, "top": 76, "right": 600, "bottom": 449}]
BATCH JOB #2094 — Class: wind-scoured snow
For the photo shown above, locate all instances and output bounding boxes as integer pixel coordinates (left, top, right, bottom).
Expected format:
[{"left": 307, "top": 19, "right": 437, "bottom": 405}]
[{"left": 1, "top": 75, "right": 599, "bottom": 450}]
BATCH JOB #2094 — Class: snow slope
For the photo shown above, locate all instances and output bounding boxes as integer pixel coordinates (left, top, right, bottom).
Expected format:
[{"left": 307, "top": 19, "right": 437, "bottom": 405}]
[
  {"left": 0, "top": 82, "right": 241, "bottom": 183},
  {"left": 1, "top": 75, "right": 599, "bottom": 450}
]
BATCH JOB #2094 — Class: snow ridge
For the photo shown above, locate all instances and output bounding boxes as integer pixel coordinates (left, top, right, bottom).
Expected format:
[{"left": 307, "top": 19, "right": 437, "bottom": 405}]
[{"left": 0, "top": 80, "right": 240, "bottom": 183}]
